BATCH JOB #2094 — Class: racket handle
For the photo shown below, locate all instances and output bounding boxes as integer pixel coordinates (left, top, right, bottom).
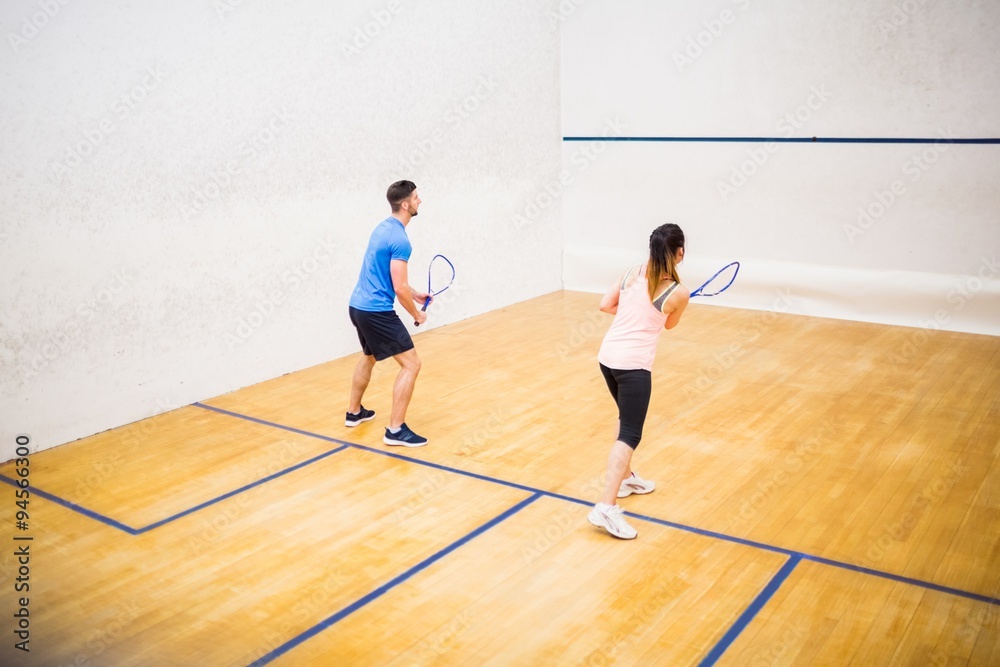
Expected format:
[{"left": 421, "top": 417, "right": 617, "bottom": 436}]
[{"left": 415, "top": 297, "right": 431, "bottom": 327}]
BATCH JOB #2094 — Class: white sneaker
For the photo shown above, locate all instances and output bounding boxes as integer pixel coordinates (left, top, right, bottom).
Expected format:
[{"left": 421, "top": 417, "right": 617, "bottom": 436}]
[
  {"left": 588, "top": 503, "right": 637, "bottom": 539},
  {"left": 618, "top": 472, "right": 655, "bottom": 498}
]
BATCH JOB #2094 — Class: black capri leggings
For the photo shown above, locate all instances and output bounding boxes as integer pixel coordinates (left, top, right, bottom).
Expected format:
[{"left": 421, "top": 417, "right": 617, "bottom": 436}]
[{"left": 599, "top": 363, "right": 652, "bottom": 450}]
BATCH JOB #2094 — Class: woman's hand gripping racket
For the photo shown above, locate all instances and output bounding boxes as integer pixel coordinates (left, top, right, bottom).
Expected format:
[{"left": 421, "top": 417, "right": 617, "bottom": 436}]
[
  {"left": 691, "top": 261, "right": 740, "bottom": 297},
  {"left": 415, "top": 254, "right": 456, "bottom": 326}
]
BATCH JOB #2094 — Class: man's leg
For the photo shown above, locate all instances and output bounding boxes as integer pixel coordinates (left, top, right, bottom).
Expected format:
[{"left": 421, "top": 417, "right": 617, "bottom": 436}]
[
  {"left": 348, "top": 354, "right": 376, "bottom": 414},
  {"left": 388, "top": 348, "right": 421, "bottom": 429}
]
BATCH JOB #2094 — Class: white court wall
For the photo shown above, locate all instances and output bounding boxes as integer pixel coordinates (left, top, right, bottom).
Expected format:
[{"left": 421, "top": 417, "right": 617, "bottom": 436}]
[
  {"left": 560, "top": 0, "right": 1000, "bottom": 335},
  {"left": 0, "top": 0, "right": 562, "bottom": 460}
]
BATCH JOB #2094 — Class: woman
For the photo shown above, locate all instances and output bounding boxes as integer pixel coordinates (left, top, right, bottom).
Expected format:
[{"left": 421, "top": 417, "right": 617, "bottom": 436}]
[{"left": 588, "top": 223, "right": 690, "bottom": 539}]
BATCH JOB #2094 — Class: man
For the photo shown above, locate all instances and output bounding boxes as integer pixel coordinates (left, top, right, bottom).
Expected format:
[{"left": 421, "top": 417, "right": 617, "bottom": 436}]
[{"left": 346, "top": 180, "right": 431, "bottom": 447}]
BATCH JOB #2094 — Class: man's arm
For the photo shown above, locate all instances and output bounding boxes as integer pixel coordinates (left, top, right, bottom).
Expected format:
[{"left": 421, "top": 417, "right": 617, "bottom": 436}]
[{"left": 390, "top": 259, "right": 424, "bottom": 322}]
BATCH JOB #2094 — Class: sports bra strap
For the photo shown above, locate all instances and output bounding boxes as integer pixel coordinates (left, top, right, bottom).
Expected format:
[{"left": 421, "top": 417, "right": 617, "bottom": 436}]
[
  {"left": 620, "top": 265, "right": 638, "bottom": 290},
  {"left": 652, "top": 281, "right": 679, "bottom": 312}
]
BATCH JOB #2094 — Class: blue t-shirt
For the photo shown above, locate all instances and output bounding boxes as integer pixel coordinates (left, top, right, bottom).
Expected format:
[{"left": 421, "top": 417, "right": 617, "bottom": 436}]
[{"left": 349, "top": 216, "right": 412, "bottom": 311}]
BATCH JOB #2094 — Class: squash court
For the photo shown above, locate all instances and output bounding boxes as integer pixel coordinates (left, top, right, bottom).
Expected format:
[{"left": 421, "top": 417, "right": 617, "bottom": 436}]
[
  {"left": 2, "top": 291, "right": 997, "bottom": 665},
  {"left": 3, "top": 1, "right": 999, "bottom": 665}
]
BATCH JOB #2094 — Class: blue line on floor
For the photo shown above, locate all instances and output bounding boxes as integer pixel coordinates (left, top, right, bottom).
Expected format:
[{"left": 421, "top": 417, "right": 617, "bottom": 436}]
[
  {"left": 802, "top": 554, "right": 1000, "bottom": 606},
  {"left": 247, "top": 492, "right": 542, "bottom": 667},
  {"left": 135, "top": 444, "right": 350, "bottom": 533},
  {"left": 194, "top": 404, "right": 589, "bottom": 505},
  {"left": 624, "top": 510, "right": 798, "bottom": 558},
  {"left": 0, "top": 440, "right": 351, "bottom": 535},
  {"left": 195, "top": 403, "right": 1000, "bottom": 609},
  {"left": 194, "top": 402, "right": 357, "bottom": 447},
  {"left": 699, "top": 555, "right": 802, "bottom": 667},
  {"left": 0, "top": 474, "right": 138, "bottom": 534},
  {"left": 17, "top": 401, "right": 995, "bottom": 610}
]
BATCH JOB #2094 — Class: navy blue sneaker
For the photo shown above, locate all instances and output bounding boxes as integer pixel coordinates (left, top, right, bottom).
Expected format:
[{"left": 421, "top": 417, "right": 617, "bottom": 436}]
[
  {"left": 383, "top": 423, "right": 428, "bottom": 447},
  {"left": 345, "top": 406, "right": 376, "bottom": 427}
]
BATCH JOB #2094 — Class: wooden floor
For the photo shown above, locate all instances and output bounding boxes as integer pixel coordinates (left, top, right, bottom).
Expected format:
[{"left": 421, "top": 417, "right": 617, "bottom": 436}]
[{"left": 1, "top": 290, "right": 998, "bottom": 666}]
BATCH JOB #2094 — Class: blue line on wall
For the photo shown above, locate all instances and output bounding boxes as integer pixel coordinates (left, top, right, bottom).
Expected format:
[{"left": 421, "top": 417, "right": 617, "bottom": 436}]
[{"left": 563, "top": 136, "right": 1000, "bottom": 144}]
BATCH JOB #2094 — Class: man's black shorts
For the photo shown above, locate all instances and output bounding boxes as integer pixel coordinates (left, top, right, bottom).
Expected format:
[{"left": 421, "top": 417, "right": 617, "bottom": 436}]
[{"left": 349, "top": 307, "right": 415, "bottom": 361}]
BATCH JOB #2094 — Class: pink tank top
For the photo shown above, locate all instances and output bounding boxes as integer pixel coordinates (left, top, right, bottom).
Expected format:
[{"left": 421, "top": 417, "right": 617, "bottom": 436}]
[{"left": 598, "top": 265, "right": 677, "bottom": 371}]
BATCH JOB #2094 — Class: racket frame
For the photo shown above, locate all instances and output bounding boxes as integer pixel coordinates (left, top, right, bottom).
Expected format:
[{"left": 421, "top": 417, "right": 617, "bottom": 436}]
[
  {"left": 690, "top": 261, "right": 740, "bottom": 298},
  {"left": 415, "top": 254, "right": 455, "bottom": 326},
  {"left": 420, "top": 254, "right": 456, "bottom": 311}
]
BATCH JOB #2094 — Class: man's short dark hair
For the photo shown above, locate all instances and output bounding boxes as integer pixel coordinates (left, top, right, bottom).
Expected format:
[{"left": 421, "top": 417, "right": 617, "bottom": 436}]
[{"left": 387, "top": 180, "right": 417, "bottom": 211}]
